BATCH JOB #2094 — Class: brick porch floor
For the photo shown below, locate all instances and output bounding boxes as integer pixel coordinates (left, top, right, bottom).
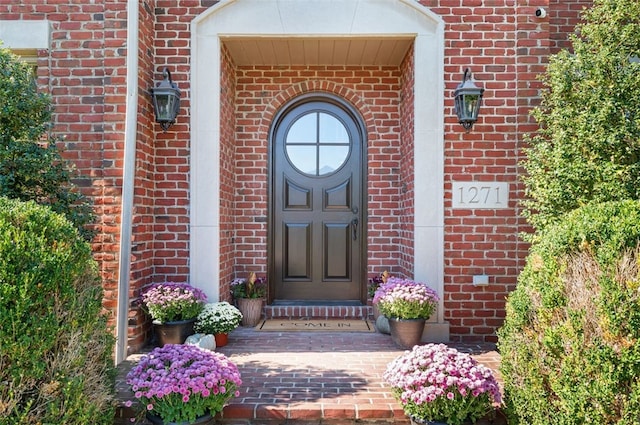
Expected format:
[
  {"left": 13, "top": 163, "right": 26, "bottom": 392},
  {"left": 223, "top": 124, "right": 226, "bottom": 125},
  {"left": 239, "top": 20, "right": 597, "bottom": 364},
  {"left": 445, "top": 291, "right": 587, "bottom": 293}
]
[{"left": 115, "top": 326, "right": 505, "bottom": 425}]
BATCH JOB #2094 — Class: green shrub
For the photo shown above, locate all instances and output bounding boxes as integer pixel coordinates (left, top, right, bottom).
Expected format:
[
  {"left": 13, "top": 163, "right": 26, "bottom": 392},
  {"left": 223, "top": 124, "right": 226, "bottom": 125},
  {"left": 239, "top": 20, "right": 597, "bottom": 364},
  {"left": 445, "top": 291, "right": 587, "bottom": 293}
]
[
  {"left": 0, "top": 45, "right": 95, "bottom": 240},
  {"left": 0, "top": 197, "right": 115, "bottom": 424},
  {"left": 498, "top": 200, "right": 640, "bottom": 424},
  {"left": 521, "top": 0, "right": 640, "bottom": 233}
]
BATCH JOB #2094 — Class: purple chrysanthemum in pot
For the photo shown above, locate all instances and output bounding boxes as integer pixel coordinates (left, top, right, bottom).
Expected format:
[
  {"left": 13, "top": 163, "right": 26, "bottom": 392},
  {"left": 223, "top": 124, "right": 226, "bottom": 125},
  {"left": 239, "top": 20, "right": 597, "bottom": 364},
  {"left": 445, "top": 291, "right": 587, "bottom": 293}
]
[
  {"left": 126, "top": 344, "right": 242, "bottom": 423},
  {"left": 384, "top": 343, "right": 502, "bottom": 425},
  {"left": 373, "top": 277, "right": 439, "bottom": 319},
  {"left": 142, "top": 282, "right": 207, "bottom": 323}
]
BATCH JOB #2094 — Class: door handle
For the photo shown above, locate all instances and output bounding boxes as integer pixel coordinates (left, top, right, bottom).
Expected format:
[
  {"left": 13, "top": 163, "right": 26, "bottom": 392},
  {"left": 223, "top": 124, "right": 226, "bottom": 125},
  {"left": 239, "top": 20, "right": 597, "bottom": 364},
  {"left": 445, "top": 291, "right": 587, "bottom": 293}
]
[{"left": 351, "top": 217, "right": 358, "bottom": 240}]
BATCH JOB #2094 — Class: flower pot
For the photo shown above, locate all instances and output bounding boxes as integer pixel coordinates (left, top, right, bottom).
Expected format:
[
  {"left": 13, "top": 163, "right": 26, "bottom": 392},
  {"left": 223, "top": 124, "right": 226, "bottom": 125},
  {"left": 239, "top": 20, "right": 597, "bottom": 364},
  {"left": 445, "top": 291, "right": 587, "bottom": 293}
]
[
  {"left": 214, "top": 332, "right": 228, "bottom": 347},
  {"left": 146, "top": 412, "right": 213, "bottom": 425},
  {"left": 237, "top": 298, "right": 264, "bottom": 327},
  {"left": 388, "top": 317, "right": 425, "bottom": 349},
  {"left": 153, "top": 318, "right": 196, "bottom": 347}
]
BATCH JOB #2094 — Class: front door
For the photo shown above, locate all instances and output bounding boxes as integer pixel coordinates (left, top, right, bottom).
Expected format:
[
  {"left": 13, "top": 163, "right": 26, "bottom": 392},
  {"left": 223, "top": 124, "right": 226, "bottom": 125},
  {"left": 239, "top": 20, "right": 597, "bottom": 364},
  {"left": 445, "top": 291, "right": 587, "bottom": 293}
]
[{"left": 270, "top": 94, "right": 366, "bottom": 301}]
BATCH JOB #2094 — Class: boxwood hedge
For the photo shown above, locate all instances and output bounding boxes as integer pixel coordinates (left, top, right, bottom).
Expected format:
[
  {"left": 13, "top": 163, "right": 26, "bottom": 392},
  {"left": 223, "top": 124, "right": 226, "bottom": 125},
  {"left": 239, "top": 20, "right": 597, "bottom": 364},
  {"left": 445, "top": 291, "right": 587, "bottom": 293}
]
[
  {"left": 498, "top": 200, "right": 640, "bottom": 424},
  {"left": 0, "top": 197, "right": 115, "bottom": 424}
]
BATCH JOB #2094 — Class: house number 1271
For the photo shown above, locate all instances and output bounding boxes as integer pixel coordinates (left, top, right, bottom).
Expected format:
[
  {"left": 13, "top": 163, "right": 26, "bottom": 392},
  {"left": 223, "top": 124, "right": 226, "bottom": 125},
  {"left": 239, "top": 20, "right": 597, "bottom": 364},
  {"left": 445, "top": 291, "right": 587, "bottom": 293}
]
[{"left": 452, "top": 182, "right": 510, "bottom": 209}]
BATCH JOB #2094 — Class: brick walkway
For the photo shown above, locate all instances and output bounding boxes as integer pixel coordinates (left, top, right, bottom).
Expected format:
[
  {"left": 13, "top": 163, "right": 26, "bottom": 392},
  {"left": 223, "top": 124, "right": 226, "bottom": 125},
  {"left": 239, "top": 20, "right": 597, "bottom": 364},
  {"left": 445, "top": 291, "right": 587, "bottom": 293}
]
[{"left": 115, "top": 327, "right": 504, "bottom": 425}]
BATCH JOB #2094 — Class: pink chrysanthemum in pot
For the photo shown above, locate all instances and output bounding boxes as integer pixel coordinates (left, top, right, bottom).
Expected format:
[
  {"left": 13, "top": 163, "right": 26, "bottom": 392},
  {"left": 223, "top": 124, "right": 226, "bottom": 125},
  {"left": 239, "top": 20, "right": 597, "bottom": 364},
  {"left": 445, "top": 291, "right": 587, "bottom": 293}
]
[
  {"left": 142, "top": 282, "right": 207, "bottom": 323},
  {"left": 126, "top": 344, "right": 242, "bottom": 423},
  {"left": 373, "top": 277, "right": 439, "bottom": 320},
  {"left": 384, "top": 343, "right": 502, "bottom": 425}
]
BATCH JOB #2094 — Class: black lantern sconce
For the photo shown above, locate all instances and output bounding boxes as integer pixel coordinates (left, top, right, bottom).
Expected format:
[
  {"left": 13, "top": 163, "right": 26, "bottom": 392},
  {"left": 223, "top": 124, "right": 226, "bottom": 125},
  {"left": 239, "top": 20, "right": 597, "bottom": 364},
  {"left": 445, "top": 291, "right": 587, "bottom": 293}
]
[
  {"left": 151, "top": 68, "right": 181, "bottom": 132},
  {"left": 454, "top": 68, "right": 484, "bottom": 131}
]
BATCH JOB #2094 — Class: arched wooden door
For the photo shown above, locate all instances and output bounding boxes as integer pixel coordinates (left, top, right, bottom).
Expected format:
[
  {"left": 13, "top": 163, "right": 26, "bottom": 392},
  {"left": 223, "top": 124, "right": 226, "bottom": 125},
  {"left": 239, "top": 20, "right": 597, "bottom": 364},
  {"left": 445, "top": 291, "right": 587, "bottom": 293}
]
[{"left": 269, "top": 94, "right": 366, "bottom": 302}]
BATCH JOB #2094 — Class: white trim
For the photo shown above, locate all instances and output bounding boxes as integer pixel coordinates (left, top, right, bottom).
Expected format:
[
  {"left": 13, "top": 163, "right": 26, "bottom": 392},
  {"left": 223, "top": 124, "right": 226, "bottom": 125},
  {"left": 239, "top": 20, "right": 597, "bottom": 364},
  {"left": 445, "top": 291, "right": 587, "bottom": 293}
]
[
  {"left": 191, "top": 0, "right": 447, "bottom": 333},
  {"left": 0, "top": 20, "right": 50, "bottom": 49},
  {"left": 190, "top": 31, "right": 222, "bottom": 301},
  {"left": 412, "top": 30, "right": 446, "bottom": 324}
]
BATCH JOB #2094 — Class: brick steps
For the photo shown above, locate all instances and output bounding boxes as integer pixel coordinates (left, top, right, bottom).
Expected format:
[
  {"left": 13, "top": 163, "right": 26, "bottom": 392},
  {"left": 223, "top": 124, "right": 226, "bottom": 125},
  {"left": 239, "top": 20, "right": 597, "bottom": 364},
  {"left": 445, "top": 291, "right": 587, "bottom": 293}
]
[
  {"left": 114, "top": 317, "right": 504, "bottom": 425},
  {"left": 264, "top": 304, "right": 373, "bottom": 320}
]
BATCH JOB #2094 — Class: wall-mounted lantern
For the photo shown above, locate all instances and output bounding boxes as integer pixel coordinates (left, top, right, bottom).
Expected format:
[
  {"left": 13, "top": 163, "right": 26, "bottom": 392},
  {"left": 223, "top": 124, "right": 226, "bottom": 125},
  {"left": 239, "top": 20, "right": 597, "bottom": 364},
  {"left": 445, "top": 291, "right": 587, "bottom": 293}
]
[
  {"left": 454, "top": 68, "right": 484, "bottom": 131},
  {"left": 151, "top": 68, "right": 181, "bottom": 132}
]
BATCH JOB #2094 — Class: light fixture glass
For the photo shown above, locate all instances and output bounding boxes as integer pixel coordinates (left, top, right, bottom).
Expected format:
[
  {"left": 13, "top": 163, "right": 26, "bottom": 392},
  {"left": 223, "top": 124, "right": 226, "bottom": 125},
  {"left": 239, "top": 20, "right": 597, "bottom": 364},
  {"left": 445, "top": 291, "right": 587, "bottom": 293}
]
[
  {"left": 151, "top": 68, "right": 181, "bottom": 132},
  {"left": 454, "top": 68, "right": 484, "bottom": 131}
]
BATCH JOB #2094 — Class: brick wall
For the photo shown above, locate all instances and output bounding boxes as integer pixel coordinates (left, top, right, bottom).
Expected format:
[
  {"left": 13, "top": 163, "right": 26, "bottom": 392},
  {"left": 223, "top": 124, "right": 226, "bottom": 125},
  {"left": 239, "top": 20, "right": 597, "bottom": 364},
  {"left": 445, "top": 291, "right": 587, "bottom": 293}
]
[
  {"left": 436, "top": 0, "right": 537, "bottom": 342},
  {"left": 0, "top": 0, "right": 193, "bottom": 353},
  {"left": 0, "top": 0, "right": 128, "bottom": 332},
  {"left": 397, "top": 44, "right": 415, "bottom": 279},
  {"left": 549, "top": 0, "right": 593, "bottom": 53},
  {"left": 219, "top": 43, "right": 237, "bottom": 303},
  {"left": 0, "top": 0, "right": 594, "bottom": 347},
  {"left": 149, "top": 1, "right": 192, "bottom": 282},
  {"left": 149, "top": 0, "right": 589, "bottom": 345},
  {"left": 126, "top": 0, "right": 202, "bottom": 352},
  {"left": 231, "top": 66, "right": 405, "bottom": 282}
]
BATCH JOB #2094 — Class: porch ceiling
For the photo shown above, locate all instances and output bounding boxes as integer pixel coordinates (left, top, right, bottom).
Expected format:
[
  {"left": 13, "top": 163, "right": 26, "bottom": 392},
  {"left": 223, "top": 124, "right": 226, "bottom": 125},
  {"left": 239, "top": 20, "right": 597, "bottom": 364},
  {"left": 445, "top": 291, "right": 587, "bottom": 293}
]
[{"left": 221, "top": 36, "right": 414, "bottom": 66}]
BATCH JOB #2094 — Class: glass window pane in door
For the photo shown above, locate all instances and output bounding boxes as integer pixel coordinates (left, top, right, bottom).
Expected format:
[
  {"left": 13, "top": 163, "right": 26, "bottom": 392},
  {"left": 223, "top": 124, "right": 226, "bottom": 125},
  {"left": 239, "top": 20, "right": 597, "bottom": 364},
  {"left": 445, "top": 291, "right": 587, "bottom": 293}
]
[
  {"left": 319, "top": 113, "right": 348, "bottom": 143},
  {"left": 287, "top": 113, "right": 317, "bottom": 144},
  {"left": 286, "top": 145, "right": 317, "bottom": 175},
  {"left": 318, "top": 146, "right": 349, "bottom": 175}
]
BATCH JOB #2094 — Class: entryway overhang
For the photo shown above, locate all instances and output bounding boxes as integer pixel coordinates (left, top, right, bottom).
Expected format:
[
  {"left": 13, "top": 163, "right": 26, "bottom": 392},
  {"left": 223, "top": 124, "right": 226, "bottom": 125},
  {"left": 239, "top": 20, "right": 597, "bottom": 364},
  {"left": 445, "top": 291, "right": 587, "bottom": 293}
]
[
  {"left": 222, "top": 36, "right": 414, "bottom": 66},
  {"left": 190, "top": 0, "right": 448, "bottom": 340}
]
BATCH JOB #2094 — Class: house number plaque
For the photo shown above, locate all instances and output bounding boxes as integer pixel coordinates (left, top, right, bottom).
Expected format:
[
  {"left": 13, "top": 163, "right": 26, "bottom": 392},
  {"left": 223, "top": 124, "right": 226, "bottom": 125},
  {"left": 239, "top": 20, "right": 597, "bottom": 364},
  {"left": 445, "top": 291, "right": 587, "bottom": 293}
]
[{"left": 452, "top": 182, "right": 510, "bottom": 209}]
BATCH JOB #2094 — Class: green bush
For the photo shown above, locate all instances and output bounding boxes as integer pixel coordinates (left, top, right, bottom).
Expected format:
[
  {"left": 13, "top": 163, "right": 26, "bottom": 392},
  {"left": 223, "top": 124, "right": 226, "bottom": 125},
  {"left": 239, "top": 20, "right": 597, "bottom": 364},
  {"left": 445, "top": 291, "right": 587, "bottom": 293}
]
[
  {"left": 0, "top": 197, "right": 115, "bottom": 424},
  {"left": 522, "top": 0, "right": 640, "bottom": 233},
  {"left": 0, "top": 45, "right": 95, "bottom": 240},
  {"left": 498, "top": 200, "right": 640, "bottom": 424}
]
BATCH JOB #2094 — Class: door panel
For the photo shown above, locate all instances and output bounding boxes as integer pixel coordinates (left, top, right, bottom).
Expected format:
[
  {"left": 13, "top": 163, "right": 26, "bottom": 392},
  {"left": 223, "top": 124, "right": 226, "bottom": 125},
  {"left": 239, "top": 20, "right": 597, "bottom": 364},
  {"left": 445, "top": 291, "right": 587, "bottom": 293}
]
[
  {"left": 325, "top": 179, "right": 351, "bottom": 209},
  {"left": 324, "top": 223, "right": 350, "bottom": 279},
  {"left": 271, "top": 95, "right": 365, "bottom": 301},
  {"left": 284, "top": 178, "right": 311, "bottom": 209},
  {"left": 284, "top": 222, "right": 311, "bottom": 279}
]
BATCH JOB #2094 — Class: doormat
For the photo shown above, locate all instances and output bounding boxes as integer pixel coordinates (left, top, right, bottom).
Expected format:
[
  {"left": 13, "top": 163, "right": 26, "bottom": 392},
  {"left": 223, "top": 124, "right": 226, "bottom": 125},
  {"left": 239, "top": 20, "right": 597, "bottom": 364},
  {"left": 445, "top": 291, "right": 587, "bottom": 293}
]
[{"left": 256, "top": 318, "right": 374, "bottom": 332}]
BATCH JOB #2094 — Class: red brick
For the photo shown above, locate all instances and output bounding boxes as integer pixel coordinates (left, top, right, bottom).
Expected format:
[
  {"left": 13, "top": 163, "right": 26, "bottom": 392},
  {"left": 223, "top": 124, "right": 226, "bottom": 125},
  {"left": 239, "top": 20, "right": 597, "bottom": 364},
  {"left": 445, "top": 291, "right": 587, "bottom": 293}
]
[{"left": 0, "top": 0, "right": 593, "bottom": 347}]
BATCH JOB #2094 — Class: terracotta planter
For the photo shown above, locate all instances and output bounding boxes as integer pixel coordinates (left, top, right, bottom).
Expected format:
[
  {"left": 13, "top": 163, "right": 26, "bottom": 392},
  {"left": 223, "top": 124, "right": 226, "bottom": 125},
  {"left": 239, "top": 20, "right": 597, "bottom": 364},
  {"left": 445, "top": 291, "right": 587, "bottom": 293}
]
[
  {"left": 153, "top": 318, "right": 196, "bottom": 347},
  {"left": 388, "top": 317, "right": 425, "bottom": 349},
  {"left": 237, "top": 298, "right": 264, "bottom": 327},
  {"left": 214, "top": 332, "right": 228, "bottom": 347},
  {"left": 146, "top": 412, "right": 213, "bottom": 425}
]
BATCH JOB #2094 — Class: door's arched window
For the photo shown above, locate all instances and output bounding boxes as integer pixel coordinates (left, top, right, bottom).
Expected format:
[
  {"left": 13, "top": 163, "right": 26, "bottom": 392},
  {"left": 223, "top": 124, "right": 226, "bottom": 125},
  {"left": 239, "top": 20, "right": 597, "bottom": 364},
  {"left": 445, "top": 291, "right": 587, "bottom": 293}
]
[{"left": 285, "top": 111, "right": 351, "bottom": 177}]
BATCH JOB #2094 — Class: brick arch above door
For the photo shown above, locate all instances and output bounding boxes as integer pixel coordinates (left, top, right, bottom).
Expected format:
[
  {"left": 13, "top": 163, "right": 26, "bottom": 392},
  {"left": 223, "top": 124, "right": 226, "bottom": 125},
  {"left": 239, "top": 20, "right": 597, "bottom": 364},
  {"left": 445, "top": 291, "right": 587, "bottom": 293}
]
[
  {"left": 258, "top": 81, "right": 375, "bottom": 148},
  {"left": 190, "top": 0, "right": 448, "bottom": 339}
]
